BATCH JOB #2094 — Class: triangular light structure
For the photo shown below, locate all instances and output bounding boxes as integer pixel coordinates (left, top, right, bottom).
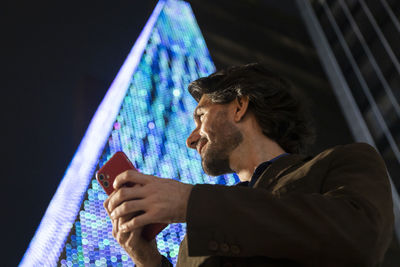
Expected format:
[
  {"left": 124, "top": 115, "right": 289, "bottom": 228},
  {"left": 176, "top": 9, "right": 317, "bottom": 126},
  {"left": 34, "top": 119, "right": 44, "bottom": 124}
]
[{"left": 20, "top": 0, "right": 239, "bottom": 266}]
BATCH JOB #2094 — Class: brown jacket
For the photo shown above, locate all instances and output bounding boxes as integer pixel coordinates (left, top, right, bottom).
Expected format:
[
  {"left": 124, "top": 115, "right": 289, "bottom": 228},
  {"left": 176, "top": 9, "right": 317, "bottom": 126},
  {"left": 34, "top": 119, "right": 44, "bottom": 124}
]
[{"left": 174, "top": 143, "right": 394, "bottom": 267}]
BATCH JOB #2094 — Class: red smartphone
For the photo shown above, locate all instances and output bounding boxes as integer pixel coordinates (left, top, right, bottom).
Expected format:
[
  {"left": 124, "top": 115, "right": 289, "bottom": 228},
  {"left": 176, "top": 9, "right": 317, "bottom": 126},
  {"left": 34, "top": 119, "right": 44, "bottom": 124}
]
[{"left": 96, "top": 151, "right": 167, "bottom": 241}]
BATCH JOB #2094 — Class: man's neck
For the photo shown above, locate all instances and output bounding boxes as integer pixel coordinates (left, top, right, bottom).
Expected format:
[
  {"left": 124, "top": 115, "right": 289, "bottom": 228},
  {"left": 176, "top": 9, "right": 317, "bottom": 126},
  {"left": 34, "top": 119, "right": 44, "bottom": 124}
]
[{"left": 230, "top": 138, "right": 286, "bottom": 182}]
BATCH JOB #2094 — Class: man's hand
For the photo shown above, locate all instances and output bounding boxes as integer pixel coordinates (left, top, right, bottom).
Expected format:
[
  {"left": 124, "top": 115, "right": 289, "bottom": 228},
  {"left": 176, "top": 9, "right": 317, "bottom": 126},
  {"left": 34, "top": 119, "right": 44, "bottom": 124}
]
[
  {"left": 104, "top": 191, "right": 162, "bottom": 267},
  {"left": 106, "top": 170, "right": 193, "bottom": 232}
]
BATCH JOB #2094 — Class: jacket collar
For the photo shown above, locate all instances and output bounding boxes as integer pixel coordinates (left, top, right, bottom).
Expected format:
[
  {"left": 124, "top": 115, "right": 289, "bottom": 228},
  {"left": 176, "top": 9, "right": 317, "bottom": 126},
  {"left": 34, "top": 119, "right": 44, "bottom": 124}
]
[{"left": 253, "top": 154, "right": 310, "bottom": 189}]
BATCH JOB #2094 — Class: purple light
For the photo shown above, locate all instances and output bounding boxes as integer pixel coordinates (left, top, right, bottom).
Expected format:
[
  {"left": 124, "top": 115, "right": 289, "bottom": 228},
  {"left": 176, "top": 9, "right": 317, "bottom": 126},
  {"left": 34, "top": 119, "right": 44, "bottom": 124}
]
[{"left": 114, "top": 122, "right": 121, "bottom": 130}]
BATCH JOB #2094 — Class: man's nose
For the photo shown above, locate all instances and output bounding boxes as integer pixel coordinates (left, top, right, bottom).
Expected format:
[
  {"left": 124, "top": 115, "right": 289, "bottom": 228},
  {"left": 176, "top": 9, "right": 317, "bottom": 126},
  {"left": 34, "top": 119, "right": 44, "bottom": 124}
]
[{"left": 186, "top": 128, "right": 200, "bottom": 149}]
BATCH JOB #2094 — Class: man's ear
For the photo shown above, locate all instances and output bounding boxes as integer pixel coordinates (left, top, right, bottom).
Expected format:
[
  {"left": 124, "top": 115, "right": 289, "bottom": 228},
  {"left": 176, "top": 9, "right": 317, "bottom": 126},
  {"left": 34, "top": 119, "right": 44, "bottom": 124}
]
[{"left": 233, "top": 96, "right": 250, "bottom": 122}]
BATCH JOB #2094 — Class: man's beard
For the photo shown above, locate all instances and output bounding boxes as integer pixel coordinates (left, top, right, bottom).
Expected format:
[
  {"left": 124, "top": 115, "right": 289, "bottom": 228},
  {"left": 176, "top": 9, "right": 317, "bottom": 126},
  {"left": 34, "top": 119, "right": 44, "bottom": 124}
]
[{"left": 201, "top": 114, "right": 243, "bottom": 176}]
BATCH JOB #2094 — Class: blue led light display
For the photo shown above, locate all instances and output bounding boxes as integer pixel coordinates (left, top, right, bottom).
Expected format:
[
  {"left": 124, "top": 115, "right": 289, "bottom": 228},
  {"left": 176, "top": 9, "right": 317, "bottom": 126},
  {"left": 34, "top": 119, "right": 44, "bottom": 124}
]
[{"left": 37, "top": 0, "right": 239, "bottom": 266}]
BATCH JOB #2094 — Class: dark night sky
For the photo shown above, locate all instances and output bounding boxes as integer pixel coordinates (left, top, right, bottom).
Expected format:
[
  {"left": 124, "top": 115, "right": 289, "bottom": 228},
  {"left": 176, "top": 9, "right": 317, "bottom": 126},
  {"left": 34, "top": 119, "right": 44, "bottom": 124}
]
[{"left": 2, "top": 1, "right": 158, "bottom": 265}]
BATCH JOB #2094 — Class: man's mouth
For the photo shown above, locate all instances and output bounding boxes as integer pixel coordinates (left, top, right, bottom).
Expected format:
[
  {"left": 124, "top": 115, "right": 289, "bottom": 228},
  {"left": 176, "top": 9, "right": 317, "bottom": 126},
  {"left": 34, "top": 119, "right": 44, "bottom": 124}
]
[{"left": 197, "top": 139, "right": 207, "bottom": 155}]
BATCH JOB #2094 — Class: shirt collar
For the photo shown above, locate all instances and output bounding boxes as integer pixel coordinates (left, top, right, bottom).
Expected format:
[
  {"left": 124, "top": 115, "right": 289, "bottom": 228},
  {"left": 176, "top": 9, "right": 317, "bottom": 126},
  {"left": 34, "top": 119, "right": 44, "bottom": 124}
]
[{"left": 248, "top": 153, "right": 290, "bottom": 187}]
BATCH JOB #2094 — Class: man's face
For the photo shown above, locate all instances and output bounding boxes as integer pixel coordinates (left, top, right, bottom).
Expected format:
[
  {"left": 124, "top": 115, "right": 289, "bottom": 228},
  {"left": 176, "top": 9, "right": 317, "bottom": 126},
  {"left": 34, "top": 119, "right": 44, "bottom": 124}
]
[{"left": 186, "top": 95, "right": 243, "bottom": 176}]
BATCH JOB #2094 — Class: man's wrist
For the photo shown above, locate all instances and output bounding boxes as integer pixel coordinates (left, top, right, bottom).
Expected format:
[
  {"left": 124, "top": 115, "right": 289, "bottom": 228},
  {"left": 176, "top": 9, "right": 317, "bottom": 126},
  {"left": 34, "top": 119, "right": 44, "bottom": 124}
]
[{"left": 133, "top": 252, "right": 162, "bottom": 267}]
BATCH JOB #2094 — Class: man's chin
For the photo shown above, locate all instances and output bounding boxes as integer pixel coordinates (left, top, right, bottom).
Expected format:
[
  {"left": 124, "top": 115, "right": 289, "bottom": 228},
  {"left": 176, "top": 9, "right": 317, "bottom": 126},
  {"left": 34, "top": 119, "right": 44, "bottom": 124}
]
[{"left": 201, "top": 160, "right": 233, "bottom": 177}]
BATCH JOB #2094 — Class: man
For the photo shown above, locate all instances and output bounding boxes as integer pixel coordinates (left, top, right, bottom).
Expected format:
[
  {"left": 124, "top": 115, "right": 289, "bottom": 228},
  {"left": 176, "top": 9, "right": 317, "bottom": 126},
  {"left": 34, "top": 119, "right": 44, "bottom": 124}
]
[{"left": 104, "top": 63, "right": 394, "bottom": 266}]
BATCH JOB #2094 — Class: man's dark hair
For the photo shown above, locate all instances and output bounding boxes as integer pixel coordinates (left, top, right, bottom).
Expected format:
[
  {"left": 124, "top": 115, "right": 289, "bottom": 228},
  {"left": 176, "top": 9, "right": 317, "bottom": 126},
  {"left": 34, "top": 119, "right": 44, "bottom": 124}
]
[{"left": 188, "top": 63, "right": 315, "bottom": 154}]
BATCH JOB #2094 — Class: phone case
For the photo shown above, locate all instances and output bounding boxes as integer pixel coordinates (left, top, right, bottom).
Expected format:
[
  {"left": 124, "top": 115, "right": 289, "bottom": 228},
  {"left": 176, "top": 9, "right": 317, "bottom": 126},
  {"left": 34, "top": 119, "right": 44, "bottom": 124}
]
[{"left": 96, "top": 151, "right": 167, "bottom": 241}]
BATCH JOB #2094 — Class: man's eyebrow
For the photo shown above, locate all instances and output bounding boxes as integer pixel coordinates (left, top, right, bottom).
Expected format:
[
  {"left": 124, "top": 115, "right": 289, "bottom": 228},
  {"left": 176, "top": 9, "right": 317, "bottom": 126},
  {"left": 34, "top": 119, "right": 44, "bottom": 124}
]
[{"left": 193, "top": 105, "right": 206, "bottom": 118}]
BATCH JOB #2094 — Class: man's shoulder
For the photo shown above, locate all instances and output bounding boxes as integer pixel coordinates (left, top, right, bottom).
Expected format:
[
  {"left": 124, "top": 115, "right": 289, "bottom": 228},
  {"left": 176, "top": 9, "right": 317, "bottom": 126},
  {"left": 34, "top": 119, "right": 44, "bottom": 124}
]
[
  {"left": 295, "top": 142, "right": 384, "bottom": 175},
  {"left": 270, "top": 142, "right": 388, "bottom": 195},
  {"left": 313, "top": 142, "right": 380, "bottom": 162}
]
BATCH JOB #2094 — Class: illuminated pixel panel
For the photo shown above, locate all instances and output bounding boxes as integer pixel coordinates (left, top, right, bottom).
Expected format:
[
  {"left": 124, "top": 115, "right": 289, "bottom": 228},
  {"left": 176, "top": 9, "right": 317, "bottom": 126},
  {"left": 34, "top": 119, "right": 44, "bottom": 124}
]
[{"left": 21, "top": 0, "right": 239, "bottom": 266}]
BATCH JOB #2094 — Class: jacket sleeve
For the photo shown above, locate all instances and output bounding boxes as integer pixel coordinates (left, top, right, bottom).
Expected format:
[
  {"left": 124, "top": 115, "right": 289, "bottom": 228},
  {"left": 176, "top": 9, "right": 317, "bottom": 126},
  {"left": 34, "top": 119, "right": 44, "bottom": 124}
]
[{"left": 185, "top": 143, "right": 394, "bottom": 266}]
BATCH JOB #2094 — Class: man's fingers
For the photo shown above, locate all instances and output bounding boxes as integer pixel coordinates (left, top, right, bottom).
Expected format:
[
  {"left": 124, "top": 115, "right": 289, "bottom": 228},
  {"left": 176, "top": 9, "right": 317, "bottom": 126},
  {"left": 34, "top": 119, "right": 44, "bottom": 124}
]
[
  {"left": 107, "top": 186, "right": 146, "bottom": 212},
  {"left": 120, "top": 212, "right": 153, "bottom": 232},
  {"left": 113, "top": 217, "right": 132, "bottom": 243},
  {"left": 110, "top": 199, "right": 147, "bottom": 220},
  {"left": 115, "top": 227, "right": 129, "bottom": 244},
  {"left": 114, "top": 170, "right": 152, "bottom": 189},
  {"left": 112, "top": 218, "right": 118, "bottom": 238},
  {"left": 103, "top": 190, "right": 118, "bottom": 214}
]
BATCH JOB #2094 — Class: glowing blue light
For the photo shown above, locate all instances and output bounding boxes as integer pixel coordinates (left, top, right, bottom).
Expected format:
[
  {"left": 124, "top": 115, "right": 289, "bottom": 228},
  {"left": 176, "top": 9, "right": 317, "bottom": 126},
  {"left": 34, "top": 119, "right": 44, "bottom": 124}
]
[
  {"left": 148, "top": 121, "right": 156, "bottom": 129},
  {"left": 173, "top": 89, "right": 181, "bottom": 97}
]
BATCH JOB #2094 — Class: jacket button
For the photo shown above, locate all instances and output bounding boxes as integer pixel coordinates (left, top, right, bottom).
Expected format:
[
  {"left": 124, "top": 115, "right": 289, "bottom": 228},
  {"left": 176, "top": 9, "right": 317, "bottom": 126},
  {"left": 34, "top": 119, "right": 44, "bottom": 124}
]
[
  {"left": 231, "top": 245, "right": 240, "bottom": 254},
  {"left": 220, "top": 243, "right": 229, "bottom": 252},
  {"left": 208, "top": 240, "right": 218, "bottom": 251}
]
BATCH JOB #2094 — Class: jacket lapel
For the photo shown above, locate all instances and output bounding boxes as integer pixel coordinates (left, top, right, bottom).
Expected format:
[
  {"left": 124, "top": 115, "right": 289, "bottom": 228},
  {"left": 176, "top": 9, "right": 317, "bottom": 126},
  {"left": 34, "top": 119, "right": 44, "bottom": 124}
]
[{"left": 254, "top": 154, "right": 309, "bottom": 190}]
